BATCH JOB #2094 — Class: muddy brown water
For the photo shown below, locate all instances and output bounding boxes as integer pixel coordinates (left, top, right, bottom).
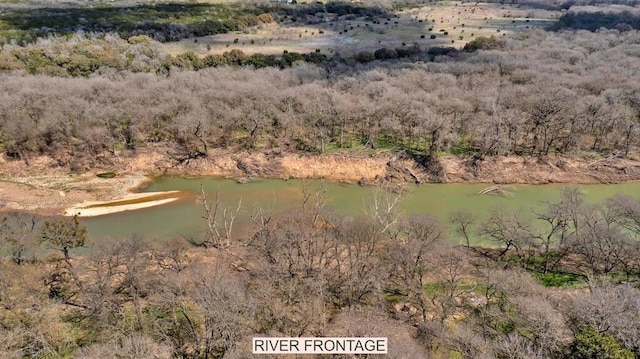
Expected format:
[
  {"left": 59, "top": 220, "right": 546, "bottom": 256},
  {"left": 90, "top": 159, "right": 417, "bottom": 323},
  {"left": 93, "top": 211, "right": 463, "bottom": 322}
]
[{"left": 81, "top": 177, "right": 640, "bottom": 245}]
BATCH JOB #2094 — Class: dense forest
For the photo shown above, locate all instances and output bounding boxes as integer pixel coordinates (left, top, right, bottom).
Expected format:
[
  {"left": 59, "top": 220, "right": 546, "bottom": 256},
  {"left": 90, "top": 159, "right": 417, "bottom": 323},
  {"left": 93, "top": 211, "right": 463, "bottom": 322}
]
[
  {"left": 1, "top": 28, "right": 639, "bottom": 172},
  {"left": 2, "top": 0, "right": 640, "bottom": 357}
]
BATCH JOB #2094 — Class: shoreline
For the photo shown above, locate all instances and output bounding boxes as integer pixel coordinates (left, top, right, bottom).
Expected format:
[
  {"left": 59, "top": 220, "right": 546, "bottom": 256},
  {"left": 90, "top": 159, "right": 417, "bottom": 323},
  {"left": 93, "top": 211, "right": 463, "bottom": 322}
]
[
  {"left": 0, "top": 172, "right": 154, "bottom": 216},
  {"left": 1, "top": 148, "right": 640, "bottom": 216}
]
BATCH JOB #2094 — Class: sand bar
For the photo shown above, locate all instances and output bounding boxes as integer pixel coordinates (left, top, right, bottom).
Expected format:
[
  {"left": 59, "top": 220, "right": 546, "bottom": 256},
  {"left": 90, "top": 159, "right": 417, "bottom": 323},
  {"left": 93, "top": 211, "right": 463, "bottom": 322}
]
[{"left": 64, "top": 191, "right": 182, "bottom": 217}]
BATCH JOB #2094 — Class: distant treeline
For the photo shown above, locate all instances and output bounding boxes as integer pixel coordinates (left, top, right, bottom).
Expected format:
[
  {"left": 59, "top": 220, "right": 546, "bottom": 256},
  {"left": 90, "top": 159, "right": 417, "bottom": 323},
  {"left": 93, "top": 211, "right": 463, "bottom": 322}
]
[
  {"left": 0, "top": 32, "right": 498, "bottom": 77},
  {"left": 468, "top": 0, "right": 640, "bottom": 10},
  {"left": 554, "top": 9, "right": 640, "bottom": 31},
  {"left": 0, "top": 1, "right": 390, "bottom": 45},
  {"left": 160, "top": 44, "right": 466, "bottom": 73}
]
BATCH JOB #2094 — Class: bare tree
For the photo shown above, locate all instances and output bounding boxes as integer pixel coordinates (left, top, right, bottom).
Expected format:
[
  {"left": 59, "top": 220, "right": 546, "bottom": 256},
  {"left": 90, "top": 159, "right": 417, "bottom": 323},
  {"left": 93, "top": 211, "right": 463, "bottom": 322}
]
[
  {"left": 530, "top": 187, "right": 581, "bottom": 274},
  {"left": 441, "top": 320, "right": 495, "bottom": 359},
  {"left": 250, "top": 255, "right": 327, "bottom": 337},
  {"left": 330, "top": 217, "right": 386, "bottom": 308},
  {"left": 41, "top": 215, "right": 88, "bottom": 308},
  {"left": 74, "top": 336, "right": 173, "bottom": 359},
  {"left": 169, "top": 119, "right": 209, "bottom": 165},
  {"left": 495, "top": 333, "right": 546, "bottom": 359},
  {"left": 300, "top": 179, "right": 327, "bottom": 226},
  {"left": 522, "top": 88, "right": 574, "bottom": 156},
  {"left": 388, "top": 214, "right": 446, "bottom": 322},
  {"left": 0, "top": 213, "right": 41, "bottom": 265},
  {"left": 449, "top": 209, "right": 475, "bottom": 249},
  {"left": 569, "top": 280, "right": 640, "bottom": 351},
  {"left": 606, "top": 193, "right": 640, "bottom": 235},
  {"left": 200, "top": 186, "right": 241, "bottom": 249},
  {"left": 247, "top": 211, "right": 333, "bottom": 336},
  {"left": 55, "top": 235, "right": 156, "bottom": 330},
  {"left": 152, "top": 236, "right": 192, "bottom": 273},
  {"left": 428, "top": 245, "right": 472, "bottom": 324},
  {"left": 570, "top": 203, "right": 633, "bottom": 276},
  {"left": 191, "top": 264, "right": 256, "bottom": 358},
  {"left": 363, "top": 185, "right": 403, "bottom": 235},
  {"left": 478, "top": 207, "right": 535, "bottom": 265}
]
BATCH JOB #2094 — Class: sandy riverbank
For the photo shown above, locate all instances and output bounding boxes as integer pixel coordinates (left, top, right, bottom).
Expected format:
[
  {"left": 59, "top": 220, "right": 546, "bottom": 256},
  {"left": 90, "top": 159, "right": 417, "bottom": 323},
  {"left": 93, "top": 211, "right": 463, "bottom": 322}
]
[
  {"left": 1, "top": 146, "right": 640, "bottom": 216},
  {"left": 0, "top": 171, "right": 153, "bottom": 215}
]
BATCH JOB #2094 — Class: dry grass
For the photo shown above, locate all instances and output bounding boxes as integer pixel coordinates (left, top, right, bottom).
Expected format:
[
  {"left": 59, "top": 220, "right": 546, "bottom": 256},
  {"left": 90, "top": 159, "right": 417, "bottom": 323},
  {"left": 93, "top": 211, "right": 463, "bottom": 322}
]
[
  {"left": 161, "top": 1, "right": 560, "bottom": 57},
  {"left": 162, "top": 22, "right": 337, "bottom": 56}
]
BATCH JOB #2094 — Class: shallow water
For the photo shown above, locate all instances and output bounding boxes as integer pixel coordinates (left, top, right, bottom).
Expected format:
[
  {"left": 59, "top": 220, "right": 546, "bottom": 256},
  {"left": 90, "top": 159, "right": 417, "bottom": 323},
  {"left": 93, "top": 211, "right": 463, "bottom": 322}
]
[{"left": 81, "top": 177, "right": 640, "bottom": 245}]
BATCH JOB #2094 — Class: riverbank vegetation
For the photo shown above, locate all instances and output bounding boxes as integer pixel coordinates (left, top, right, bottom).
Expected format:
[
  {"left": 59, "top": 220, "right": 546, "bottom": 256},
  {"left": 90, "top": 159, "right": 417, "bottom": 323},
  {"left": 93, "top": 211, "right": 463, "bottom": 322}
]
[
  {"left": 2, "top": 26, "right": 640, "bottom": 174},
  {"left": 0, "top": 2, "right": 638, "bottom": 175},
  {"left": 3, "top": 186, "right": 640, "bottom": 357}
]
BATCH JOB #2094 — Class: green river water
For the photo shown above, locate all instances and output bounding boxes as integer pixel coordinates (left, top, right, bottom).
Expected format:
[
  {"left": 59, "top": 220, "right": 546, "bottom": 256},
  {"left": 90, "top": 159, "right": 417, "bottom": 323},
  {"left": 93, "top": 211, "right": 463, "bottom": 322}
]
[{"left": 81, "top": 177, "right": 640, "bottom": 245}]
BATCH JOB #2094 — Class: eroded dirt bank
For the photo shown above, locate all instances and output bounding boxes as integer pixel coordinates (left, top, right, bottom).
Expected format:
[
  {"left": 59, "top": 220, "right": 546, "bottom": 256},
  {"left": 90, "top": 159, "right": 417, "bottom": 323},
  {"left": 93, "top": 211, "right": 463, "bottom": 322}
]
[{"left": 2, "top": 147, "right": 640, "bottom": 215}]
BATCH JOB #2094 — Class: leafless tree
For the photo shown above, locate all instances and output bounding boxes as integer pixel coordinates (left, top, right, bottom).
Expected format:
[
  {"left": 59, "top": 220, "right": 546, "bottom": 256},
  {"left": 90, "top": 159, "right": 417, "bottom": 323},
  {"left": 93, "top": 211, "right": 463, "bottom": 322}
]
[
  {"left": 0, "top": 213, "right": 41, "bottom": 265},
  {"left": 247, "top": 209, "right": 333, "bottom": 336},
  {"left": 363, "top": 185, "right": 403, "bottom": 235},
  {"left": 524, "top": 88, "right": 574, "bottom": 157},
  {"left": 388, "top": 214, "right": 446, "bottom": 322},
  {"left": 200, "top": 186, "right": 242, "bottom": 249},
  {"left": 441, "top": 320, "right": 495, "bottom": 359},
  {"left": 530, "top": 187, "right": 581, "bottom": 273},
  {"left": 41, "top": 215, "right": 88, "bottom": 309},
  {"left": 449, "top": 209, "right": 475, "bottom": 248},
  {"left": 300, "top": 179, "right": 327, "bottom": 226},
  {"left": 606, "top": 193, "right": 640, "bottom": 235},
  {"left": 570, "top": 203, "right": 634, "bottom": 276},
  {"left": 152, "top": 236, "right": 192, "bottom": 273},
  {"left": 495, "top": 333, "right": 546, "bottom": 359},
  {"left": 427, "top": 245, "right": 472, "bottom": 324},
  {"left": 478, "top": 207, "right": 535, "bottom": 264},
  {"left": 191, "top": 264, "right": 256, "bottom": 358},
  {"left": 330, "top": 217, "right": 386, "bottom": 308},
  {"left": 569, "top": 280, "right": 640, "bottom": 350},
  {"left": 74, "top": 336, "right": 173, "bottom": 359}
]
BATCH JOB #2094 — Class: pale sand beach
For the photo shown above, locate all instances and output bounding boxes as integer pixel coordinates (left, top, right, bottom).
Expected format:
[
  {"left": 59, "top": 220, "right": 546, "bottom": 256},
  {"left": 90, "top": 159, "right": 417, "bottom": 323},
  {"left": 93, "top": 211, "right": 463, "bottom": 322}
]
[{"left": 63, "top": 191, "right": 183, "bottom": 217}]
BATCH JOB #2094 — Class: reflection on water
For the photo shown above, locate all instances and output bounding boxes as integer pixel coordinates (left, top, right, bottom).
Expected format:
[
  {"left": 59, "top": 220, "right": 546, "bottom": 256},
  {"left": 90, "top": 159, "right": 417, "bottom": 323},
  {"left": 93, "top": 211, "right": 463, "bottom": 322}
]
[{"left": 81, "top": 177, "right": 640, "bottom": 245}]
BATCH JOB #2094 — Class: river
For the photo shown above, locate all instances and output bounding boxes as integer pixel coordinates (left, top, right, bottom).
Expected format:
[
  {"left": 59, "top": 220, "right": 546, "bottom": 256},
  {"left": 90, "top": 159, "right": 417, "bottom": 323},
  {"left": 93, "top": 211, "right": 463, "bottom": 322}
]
[{"left": 81, "top": 177, "right": 640, "bottom": 245}]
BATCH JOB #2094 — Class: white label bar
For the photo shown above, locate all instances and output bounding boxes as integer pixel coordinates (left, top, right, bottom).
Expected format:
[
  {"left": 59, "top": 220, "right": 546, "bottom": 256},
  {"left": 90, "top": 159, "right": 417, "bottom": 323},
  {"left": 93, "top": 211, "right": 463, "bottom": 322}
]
[{"left": 252, "top": 337, "right": 388, "bottom": 354}]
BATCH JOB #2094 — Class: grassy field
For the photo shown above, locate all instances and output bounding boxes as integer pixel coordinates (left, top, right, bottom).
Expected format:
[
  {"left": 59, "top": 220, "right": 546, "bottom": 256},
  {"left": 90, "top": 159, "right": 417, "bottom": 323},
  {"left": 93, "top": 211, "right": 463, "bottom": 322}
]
[
  {"left": 0, "top": 0, "right": 560, "bottom": 57},
  {"left": 162, "top": 22, "right": 337, "bottom": 56},
  {"left": 162, "top": 1, "right": 561, "bottom": 57}
]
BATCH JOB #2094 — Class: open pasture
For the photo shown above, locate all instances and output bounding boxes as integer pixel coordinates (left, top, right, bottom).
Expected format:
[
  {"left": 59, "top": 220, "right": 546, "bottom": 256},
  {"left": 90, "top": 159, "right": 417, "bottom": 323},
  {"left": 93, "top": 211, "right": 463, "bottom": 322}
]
[{"left": 161, "top": 1, "right": 561, "bottom": 57}]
